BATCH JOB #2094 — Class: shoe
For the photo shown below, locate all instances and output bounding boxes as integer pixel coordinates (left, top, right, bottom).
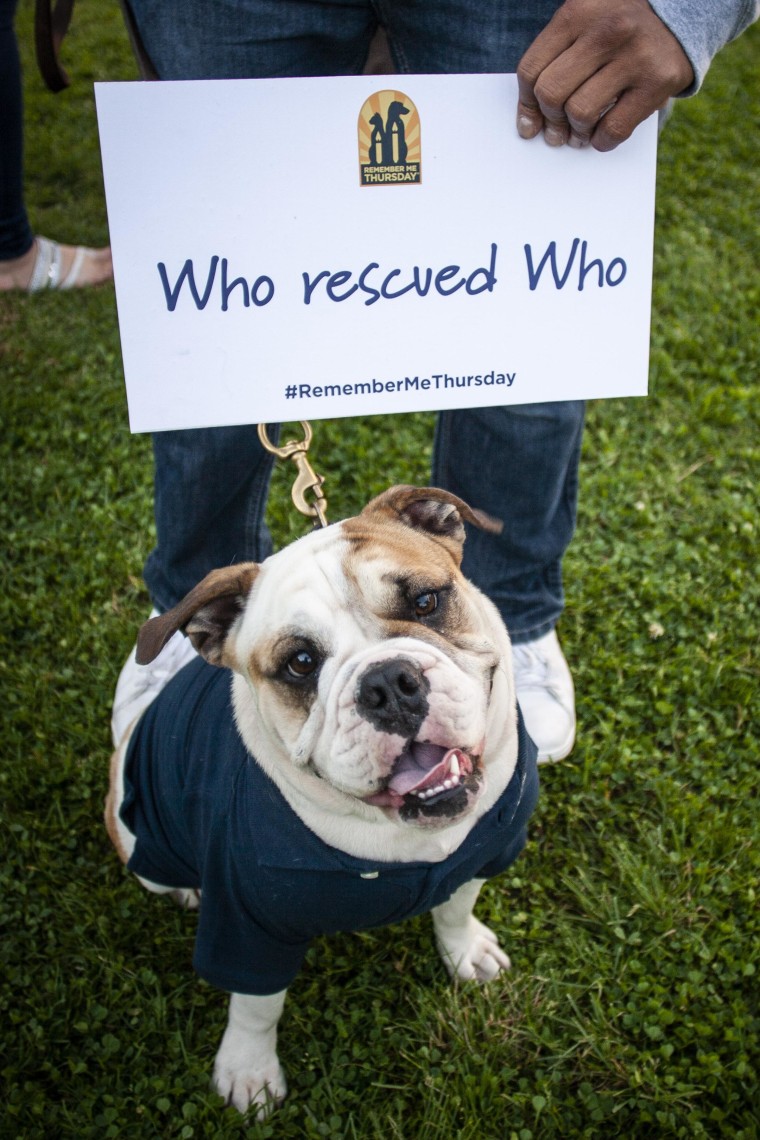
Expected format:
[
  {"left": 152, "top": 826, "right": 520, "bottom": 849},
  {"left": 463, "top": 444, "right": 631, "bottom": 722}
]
[
  {"left": 28, "top": 236, "right": 113, "bottom": 291},
  {"left": 111, "top": 611, "right": 198, "bottom": 746},
  {"left": 512, "top": 629, "right": 575, "bottom": 763}
]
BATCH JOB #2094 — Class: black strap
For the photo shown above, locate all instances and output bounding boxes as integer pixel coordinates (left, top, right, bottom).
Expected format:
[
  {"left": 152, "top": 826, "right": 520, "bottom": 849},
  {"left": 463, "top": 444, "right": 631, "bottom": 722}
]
[
  {"left": 34, "top": 0, "right": 159, "bottom": 92},
  {"left": 34, "top": 0, "right": 76, "bottom": 93}
]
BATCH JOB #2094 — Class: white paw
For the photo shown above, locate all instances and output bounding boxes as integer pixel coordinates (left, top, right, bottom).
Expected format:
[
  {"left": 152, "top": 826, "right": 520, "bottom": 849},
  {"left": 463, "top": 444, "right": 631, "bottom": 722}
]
[
  {"left": 168, "top": 887, "right": 201, "bottom": 910},
  {"left": 212, "top": 1053, "right": 287, "bottom": 1118},
  {"left": 436, "top": 916, "right": 511, "bottom": 982}
]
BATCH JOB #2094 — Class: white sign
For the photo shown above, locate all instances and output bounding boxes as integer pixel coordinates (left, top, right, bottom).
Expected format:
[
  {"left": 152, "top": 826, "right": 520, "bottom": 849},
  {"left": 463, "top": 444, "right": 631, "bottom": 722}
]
[{"left": 95, "top": 75, "right": 657, "bottom": 433}]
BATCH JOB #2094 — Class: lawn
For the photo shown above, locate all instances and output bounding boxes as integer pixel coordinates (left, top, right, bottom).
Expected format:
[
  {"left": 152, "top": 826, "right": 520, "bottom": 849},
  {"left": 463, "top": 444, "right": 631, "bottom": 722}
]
[{"left": 1, "top": 5, "right": 758, "bottom": 1138}]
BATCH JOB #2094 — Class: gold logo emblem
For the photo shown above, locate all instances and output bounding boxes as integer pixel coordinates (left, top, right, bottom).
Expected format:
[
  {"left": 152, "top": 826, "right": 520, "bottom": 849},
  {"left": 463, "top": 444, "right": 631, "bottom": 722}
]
[{"left": 358, "top": 90, "right": 421, "bottom": 186}]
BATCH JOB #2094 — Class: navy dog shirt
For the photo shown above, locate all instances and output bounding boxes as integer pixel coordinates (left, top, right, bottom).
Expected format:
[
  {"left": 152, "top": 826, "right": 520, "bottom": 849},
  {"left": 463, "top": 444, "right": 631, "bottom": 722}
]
[{"left": 122, "top": 657, "right": 538, "bottom": 995}]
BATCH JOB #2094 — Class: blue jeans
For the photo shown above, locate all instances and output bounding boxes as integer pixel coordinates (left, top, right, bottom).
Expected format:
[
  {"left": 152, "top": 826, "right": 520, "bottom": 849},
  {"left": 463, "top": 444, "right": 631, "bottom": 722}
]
[
  {"left": 0, "top": 0, "right": 34, "bottom": 261},
  {"left": 135, "top": 0, "right": 583, "bottom": 643}
]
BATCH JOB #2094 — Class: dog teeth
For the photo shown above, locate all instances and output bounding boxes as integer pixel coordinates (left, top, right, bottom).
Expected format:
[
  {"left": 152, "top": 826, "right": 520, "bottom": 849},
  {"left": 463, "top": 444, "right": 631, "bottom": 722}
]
[
  {"left": 411, "top": 775, "right": 464, "bottom": 801},
  {"left": 408, "top": 753, "right": 467, "bottom": 801}
]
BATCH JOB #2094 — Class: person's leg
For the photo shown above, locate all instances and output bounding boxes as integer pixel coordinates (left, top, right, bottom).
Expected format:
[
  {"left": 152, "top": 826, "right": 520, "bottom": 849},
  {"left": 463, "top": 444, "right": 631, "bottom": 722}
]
[
  {"left": 381, "top": 0, "right": 561, "bottom": 74},
  {"left": 0, "top": 0, "right": 34, "bottom": 263},
  {"left": 127, "top": 0, "right": 378, "bottom": 80},
  {"left": 433, "top": 402, "right": 581, "bottom": 762},
  {"left": 383, "top": 0, "right": 579, "bottom": 759},
  {"left": 432, "top": 403, "right": 584, "bottom": 644},
  {"left": 144, "top": 424, "right": 282, "bottom": 613}
]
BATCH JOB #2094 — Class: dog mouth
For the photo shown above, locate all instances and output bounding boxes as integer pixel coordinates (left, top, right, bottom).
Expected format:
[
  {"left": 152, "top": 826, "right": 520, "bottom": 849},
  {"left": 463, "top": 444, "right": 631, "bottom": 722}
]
[{"left": 363, "top": 742, "right": 479, "bottom": 810}]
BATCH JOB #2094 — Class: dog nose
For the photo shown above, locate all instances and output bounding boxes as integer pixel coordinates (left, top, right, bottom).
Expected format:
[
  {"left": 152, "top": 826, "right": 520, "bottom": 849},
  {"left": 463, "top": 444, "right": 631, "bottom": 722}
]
[{"left": 356, "top": 658, "right": 429, "bottom": 735}]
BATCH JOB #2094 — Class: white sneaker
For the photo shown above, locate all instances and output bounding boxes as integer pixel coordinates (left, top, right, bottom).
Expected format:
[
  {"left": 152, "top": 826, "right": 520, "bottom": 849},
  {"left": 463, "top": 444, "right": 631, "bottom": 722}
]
[
  {"left": 111, "top": 610, "right": 198, "bottom": 746},
  {"left": 512, "top": 629, "right": 575, "bottom": 763}
]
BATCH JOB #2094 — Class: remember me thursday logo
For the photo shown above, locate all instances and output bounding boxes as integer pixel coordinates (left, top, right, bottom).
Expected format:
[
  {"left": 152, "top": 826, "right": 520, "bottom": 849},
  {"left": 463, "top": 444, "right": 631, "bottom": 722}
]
[{"left": 358, "top": 90, "right": 421, "bottom": 186}]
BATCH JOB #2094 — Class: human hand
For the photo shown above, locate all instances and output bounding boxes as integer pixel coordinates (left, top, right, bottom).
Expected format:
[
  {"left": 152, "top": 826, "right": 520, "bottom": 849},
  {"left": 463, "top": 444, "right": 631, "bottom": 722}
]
[{"left": 515, "top": 0, "right": 694, "bottom": 151}]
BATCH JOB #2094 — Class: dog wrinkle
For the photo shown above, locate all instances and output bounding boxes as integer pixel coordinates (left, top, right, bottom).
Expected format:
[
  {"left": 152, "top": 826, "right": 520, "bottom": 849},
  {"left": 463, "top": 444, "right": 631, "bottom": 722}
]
[
  {"left": 323, "top": 721, "right": 406, "bottom": 790},
  {"left": 341, "top": 518, "right": 455, "bottom": 582},
  {"left": 430, "top": 694, "right": 484, "bottom": 737},
  {"left": 330, "top": 717, "right": 401, "bottom": 766},
  {"left": 343, "top": 513, "right": 464, "bottom": 572},
  {"left": 347, "top": 553, "right": 454, "bottom": 616},
  {"left": 376, "top": 614, "right": 481, "bottom": 662},
  {"left": 280, "top": 534, "right": 356, "bottom": 614},
  {"left": 234, "top": 538, "right": 355, "bottom": 663},
  {"left": 291, "top": 704, "right": 324, "bottom": 767},
  {"left": 339, "top": 716, "right": 366, "bottom": 739}
]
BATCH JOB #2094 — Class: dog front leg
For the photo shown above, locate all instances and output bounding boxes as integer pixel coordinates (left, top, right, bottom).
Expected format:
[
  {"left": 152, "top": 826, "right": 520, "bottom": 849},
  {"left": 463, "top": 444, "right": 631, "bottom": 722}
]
[
  {"left": 431, "top": 878, "right": 511, "bottom": 982},
  {"left": 213, "top": 990, "right": 288, "bottom": 1117}
]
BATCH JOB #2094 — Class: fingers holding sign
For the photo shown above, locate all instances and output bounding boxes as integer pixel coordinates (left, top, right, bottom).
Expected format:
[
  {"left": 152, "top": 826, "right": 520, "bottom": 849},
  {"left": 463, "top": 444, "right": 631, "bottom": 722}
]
[{"left": 516, "top": 0, "right": 694, "bottom": 151}]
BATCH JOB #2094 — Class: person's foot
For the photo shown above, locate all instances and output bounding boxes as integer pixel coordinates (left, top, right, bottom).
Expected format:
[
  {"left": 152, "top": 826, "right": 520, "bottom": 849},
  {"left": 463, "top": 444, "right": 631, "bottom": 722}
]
[
  {"left": 0, "top": 236, "right": 112, "bottom": 292},
  {"left": 111, "top": 612, "right": 198, "bottom": 746},
  {"left": 512, "top": 629, "right": 575, "bottom": 763}
]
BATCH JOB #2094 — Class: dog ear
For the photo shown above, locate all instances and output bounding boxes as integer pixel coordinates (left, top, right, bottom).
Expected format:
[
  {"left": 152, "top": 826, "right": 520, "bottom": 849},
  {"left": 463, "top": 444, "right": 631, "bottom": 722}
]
[
  {"left": 362, "top": 485, "right": 502, "bottom": 560},
  {"left": 136, "top": 563, "right": 260, "bottom": 667}
]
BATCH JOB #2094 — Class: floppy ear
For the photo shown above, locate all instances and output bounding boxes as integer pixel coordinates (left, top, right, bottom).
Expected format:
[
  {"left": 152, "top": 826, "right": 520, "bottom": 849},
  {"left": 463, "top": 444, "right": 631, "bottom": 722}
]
[
  {"left": 136, "top": 563, "right": 260, "bottom": 667},
  {"left": 361, "top": 485, "right": 502, "bottom": 563}
]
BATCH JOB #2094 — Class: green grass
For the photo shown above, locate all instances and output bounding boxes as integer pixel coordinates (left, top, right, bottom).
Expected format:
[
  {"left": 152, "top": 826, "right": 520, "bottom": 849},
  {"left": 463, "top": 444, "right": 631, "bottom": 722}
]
[{"left": 1, "top": 5, "right": 758, "bottom": 1137}]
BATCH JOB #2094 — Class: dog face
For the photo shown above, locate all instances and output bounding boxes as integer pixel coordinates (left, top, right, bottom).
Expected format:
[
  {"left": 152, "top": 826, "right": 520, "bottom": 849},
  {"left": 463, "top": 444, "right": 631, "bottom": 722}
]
[{"left": 137, "top": 487, "right": 515, "bottom": 830}]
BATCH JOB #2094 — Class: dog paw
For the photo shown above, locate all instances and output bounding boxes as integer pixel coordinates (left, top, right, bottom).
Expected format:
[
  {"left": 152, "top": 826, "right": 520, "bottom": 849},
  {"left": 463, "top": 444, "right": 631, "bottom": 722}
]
[
  {"left": 168, "top": 887, "right": 201, "bottom": 910},
  {"left": 213, "top": 1055, "right": 287, "bottom": 1117},
  {"left": 436, "top": 916, "right": 511, "bottom": 982}
]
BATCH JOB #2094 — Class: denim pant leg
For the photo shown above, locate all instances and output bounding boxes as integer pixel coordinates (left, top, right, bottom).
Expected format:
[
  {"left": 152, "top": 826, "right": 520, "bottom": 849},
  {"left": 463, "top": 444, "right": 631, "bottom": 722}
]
[
  {"left": 379, "top": 0, "right": 583, "bottom": 642},
  {"left": 127, "top": 0, "right": 379, "bottom": 79},
  {"left": 144, "top": 424, "right": 283, "bottom": 612},
  {"left": 0, "top": 0, "right": 34, "bottom": 261},
  {"left": 433, "top": 403, "right": 585, "bottom": 642},
  {"left": 383, "top": 0, "right": 561, "bottom": 73}
]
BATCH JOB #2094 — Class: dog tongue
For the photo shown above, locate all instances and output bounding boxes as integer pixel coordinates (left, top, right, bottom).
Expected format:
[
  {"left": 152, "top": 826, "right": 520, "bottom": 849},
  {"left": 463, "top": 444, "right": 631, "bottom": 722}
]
[{"left": 387, "top": 742, "right": 463, "bottom": 796}]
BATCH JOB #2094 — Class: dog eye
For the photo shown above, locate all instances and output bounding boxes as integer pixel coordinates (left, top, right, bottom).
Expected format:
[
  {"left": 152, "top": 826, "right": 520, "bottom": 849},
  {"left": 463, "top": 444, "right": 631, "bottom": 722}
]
[
  {"left": 413, "top": 591, "right": 438, "bottom": 617},
  {"left": 286, "top": 649, "right": 319, "bottom": 678}
]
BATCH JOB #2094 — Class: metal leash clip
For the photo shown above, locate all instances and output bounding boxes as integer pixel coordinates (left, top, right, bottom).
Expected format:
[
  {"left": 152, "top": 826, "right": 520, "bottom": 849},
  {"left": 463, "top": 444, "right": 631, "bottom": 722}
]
[{"left": 258, "top": 422, "right": 328, "bottom": 528}]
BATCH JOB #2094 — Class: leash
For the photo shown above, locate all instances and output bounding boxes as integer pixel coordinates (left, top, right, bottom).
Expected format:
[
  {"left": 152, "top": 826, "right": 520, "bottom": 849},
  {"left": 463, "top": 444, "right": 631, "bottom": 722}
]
[{"left": 258, "top": 422, "right": 328, "bottom": 529}]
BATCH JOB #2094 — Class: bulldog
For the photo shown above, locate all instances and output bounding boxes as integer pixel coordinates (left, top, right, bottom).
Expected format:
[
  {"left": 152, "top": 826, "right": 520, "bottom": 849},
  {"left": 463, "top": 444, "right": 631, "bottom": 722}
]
[{"left": 105, "top": 485, "right": 538, "bottom": 1117}]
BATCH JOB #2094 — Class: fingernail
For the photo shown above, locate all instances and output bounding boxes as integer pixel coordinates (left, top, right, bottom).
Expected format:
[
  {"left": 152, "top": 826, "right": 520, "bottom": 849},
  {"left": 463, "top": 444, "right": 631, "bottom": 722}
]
[
  {"left": 568, "top": 133, "right": 588, "bottom": 149},
  {"left": 517, "top": 114, "right": 537, "bottom": 138},
  {"left": 544, "top": 125, "right": 566, "bottom": 147}
]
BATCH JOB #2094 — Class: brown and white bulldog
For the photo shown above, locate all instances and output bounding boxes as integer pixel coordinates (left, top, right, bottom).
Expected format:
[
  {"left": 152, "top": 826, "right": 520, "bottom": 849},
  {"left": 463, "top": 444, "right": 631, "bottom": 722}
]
[{"left": 105, "top": 486, "right": 538, "bottom": 1117}]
